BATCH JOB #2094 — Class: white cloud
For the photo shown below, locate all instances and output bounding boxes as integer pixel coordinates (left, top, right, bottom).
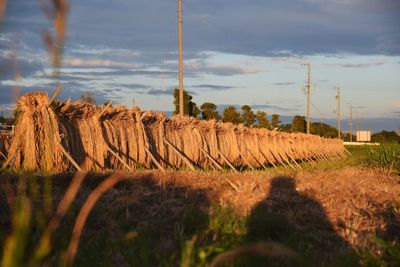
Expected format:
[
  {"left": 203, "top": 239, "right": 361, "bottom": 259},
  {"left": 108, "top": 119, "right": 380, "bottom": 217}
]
[
  {"left": 63, "top": 58, "right": 136, "bottom": 68},
  {"left": 69, "top": 46, "right": 142, "bottom": 57},
  {"left": 186, "top": 60, "right": 261, "bottom": 76}
]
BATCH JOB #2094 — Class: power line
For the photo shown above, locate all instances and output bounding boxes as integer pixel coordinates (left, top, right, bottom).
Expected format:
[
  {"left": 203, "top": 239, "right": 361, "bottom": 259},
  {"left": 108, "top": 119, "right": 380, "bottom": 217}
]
[{"left": 310, "top": 100, "right": 329, "bottom": 117}]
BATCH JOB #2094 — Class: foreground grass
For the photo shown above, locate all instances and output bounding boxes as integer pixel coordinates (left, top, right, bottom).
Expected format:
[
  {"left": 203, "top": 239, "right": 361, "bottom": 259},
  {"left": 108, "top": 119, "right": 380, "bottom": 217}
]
[
  {"left": 2, "top": 196, "right": 395, "bottom": 267},
  {"left": 1, "top": 145, "right": 399, "bottom": 266},
  {"left": 299, "top": 144, "right": 397, "bottom": 173},
  {"left": 365, "top": 144, "right": 400, "bottom": 174}
]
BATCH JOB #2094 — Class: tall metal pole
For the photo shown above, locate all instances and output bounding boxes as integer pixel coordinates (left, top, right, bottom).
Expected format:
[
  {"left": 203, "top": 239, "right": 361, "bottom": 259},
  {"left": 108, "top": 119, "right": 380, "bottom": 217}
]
[
  {"left": 349, "top": 102, "right": 353, "bottom": 142},
  {"left": 306, "top": 63, "right": 311, "bottom": 134},
  {"left": 178, "top": 0, "right": 184, "bottom": 116},
  {"left": 336, "top": 87, "right": 340, "bottom": 140}
]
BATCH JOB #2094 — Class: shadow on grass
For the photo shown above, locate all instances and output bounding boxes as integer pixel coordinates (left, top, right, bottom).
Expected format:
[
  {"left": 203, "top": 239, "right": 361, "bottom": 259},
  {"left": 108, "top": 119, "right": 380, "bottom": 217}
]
[
  {"left": 63, "top": 174, "right": 212, "bottom": 267},
  {"left": 243, "top": 176, "right": 359, "bottom": 267},
  {"left": 1, "top": 173, "right": 369, "bottom": 266},
  {"left": 0, "top": 172, "right": 212, "bottom": 267}
]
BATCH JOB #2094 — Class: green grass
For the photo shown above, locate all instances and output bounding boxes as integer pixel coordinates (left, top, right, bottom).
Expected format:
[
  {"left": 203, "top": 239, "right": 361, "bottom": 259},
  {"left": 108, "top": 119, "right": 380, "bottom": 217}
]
[
  {"left": 293, "top": 145, "right": 377, "bottom": 172},
  {"left": 303, "top": 144, "right": 398, "bottom": 173},
  {"left": 365, "top": 144, "right": 400, "bottom": 174},
  {"left": 345, "top": 145, "right": 377, "bottom": 165}
]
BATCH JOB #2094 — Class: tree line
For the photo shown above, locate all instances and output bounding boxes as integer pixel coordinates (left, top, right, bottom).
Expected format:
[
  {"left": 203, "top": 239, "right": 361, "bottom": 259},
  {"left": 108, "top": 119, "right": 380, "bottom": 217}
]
[
  {"left": 173, "top": 89, "right": 327, "bottom": 133},
  {"left": 173, "top": 88, "right": 282, "bottom": 129},
  {"left": 1, "top": 90, "right": 397, "bottom": 143},
  {"left": 172, "top": 89, "right": 400, "bottom": 141}
]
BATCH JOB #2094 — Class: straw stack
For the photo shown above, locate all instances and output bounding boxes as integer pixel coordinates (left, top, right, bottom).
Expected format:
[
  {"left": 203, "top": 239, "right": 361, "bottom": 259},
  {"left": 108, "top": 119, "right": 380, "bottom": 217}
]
[{"left": 2, "top": 92, "right": 346, "bottom": 171}]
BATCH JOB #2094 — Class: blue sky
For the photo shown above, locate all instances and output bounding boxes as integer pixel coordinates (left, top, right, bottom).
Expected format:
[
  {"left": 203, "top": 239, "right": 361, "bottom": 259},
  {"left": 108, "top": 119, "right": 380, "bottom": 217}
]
[{"left": 1, "top": 0, "right": 399, "bottom": 131}]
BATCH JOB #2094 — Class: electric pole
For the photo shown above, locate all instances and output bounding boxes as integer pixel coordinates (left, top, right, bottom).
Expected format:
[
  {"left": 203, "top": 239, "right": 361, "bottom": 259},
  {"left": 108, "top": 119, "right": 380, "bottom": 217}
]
[
  {"left": 301, "top": 63, "right": 311, "bottom": 134},
  {"left": 349, "top": 102, "right": 353, "bottom": 142},
  {"left": 336, "top": 87, "right": 341, "bottom": 140},
  {"left": 356, "top": 112, "right": 359, "bottom": 133},
  {"left": 178, "top": 0, "right": 184, "bottom": 116}
]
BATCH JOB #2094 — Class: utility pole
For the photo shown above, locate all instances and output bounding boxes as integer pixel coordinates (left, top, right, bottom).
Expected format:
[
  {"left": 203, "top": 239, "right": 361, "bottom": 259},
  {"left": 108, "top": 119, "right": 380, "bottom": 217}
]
[
  {"left": 178, "top": 0, "right": 184, "bottom": 116},
  {"left": 356, "top": 112, "right": 359, "bottom": 133},
  {"left": 336, "top": 87, "right": 341, "bottom": 140},
  {"left": 307, "top": 63, "right": 310, "bottom": 134},
  {"left": 301, "top": 63, "right": 311, "bottom": 134},
  {"left": 349, "top": 102, "right": 353, "bottom": 142}
]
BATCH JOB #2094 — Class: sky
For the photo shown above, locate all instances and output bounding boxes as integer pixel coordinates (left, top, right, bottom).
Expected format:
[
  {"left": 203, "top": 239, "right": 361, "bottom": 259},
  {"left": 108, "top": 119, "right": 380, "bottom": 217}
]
[{"left": 0, "top": 0, "right": 399, "bottom": 132}]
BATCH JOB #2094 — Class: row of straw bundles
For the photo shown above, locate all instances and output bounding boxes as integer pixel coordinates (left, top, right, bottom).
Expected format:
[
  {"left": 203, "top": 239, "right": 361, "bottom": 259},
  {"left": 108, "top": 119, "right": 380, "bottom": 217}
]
[{"left": 3, "top": 92, "right": 345, "bottom": 171}]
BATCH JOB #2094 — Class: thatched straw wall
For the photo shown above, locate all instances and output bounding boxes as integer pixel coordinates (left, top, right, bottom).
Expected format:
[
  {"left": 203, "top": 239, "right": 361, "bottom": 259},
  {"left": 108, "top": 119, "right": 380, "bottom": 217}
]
[{"left": 3, "top": 92, "right": 345, "bottom": 171}]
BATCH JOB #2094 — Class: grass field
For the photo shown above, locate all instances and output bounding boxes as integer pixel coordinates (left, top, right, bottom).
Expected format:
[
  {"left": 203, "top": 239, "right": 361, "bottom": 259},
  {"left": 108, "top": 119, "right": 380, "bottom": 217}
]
[{"left": 0, "top": 145, "right": 399, "bottom": 267}]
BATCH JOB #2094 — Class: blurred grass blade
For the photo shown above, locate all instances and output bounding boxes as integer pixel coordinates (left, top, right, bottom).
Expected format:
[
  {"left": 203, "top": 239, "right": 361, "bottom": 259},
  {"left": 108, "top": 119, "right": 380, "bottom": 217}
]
[
  {"left": 0, "top": 0, "right": 6, "bottom": 21},
  {"left": 1, "top": 176, "right": 31, "bottom": 267}
]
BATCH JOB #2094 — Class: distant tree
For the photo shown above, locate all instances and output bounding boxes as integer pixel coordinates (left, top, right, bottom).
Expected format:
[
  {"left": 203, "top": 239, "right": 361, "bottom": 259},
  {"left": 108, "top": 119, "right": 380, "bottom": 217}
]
[
  {"left": 191, "top": 103, "right": 201, "bottom": 118},
  {"left": 291, "top": 115, "right": 306, "bottom": 133},
  {"left": 371, "top": 131, "right": 400, "bottom": 143},
  {"left": 342, "top": 132, "right": 356, "bottom": 142},
  {"left": 241, "top": 105, "right": 256, "bottom": 127},
  {"left": 311, "top": 122, "right": 339, "bottom": 138},
  {"left": 255, "top": 111, "right": 270, "bottom": 129},
  {"left": 79, "top": 92, "right": 96, "bottom": 104},
  {"left": 200, "top": 102, "right": 220, "bottom": 120},
  {"left": 222, "top": 106, "right": 242, "bottom": 124},
  {"left": 173, "top": 88, "right": 200, "bottom": 117},
  {"left": 280, "top": 124, "right": 292, "bottom": 133},
  {"left": 271, "top": 114, "right": 281, "bottom": 129}
]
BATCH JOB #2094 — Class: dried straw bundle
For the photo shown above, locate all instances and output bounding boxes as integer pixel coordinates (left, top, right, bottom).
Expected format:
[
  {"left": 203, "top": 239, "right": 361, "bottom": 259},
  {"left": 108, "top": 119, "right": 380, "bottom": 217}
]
[
  {"left": 0, "top": 132, "right": 13, "bottom": 160},
  {"left": 4, "top": 92, "right": 65, "bottom": 170},
  {"left": 5, "top": 92, "right": 346, "bottom": 171}
]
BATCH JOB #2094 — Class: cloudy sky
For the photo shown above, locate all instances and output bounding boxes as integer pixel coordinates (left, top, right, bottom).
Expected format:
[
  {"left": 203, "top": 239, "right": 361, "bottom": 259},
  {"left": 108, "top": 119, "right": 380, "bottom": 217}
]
[{"left": 1, "top": 0, "right": 399, "bottom": 131}]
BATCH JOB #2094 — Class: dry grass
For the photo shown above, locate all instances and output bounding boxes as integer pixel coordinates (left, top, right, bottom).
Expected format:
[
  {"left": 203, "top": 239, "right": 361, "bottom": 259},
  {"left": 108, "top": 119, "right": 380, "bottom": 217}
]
[
  {"left": 1, "top": 167, "right": 398, "bottom": 266},
  {"left": 0, "top": 0, "right": 6, "bottom": 20},
  {"left": 0, "top": 133, "right": 12, "bottom": 160},
  {"left": 177, "top": 167, "right": 399, "bottom": 246},
  {"left": 40, "top": 0, "right": 69, "bottom": 71},
  {"left": 149, "top": 167, "right": 399, "bottom": 247}
]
